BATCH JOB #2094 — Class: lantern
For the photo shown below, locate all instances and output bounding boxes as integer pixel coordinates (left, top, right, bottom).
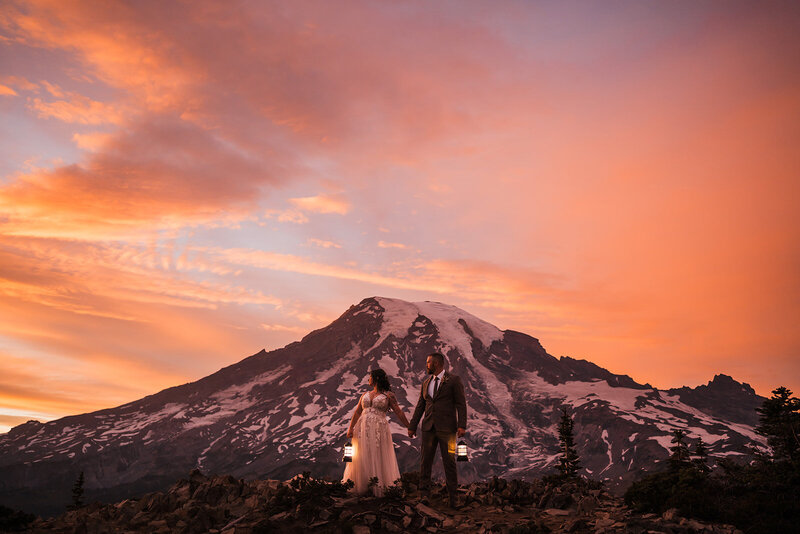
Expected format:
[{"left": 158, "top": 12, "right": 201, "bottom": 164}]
[
  {"left": 456, "top": 440, "right": 468, "bottom": 462},
  {"left": 343, "top": 441, "right": 354, "bottom": 462}
]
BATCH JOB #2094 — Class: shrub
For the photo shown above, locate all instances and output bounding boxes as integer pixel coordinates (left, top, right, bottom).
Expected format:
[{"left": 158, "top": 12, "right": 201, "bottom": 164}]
[{"left": 0, "top": 504, "right": 36, "bottom": 532}]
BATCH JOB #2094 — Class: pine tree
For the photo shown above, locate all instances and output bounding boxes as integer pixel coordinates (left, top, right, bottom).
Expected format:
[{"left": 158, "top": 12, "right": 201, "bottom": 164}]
[
  {"left": 556, "top": 407, "right": 580, "bottom": 478},
  {"left": 755, "top": 386, "right": 800, "bottom": 463},
  {"left": 68, "top": 471, "right": 84, "bottom": 511},
  {"left": 693, "top": 436, "right": 710, "bottom": 473},
  {"left": 668, "top": 429, "right": 691, "bottom": 470}
]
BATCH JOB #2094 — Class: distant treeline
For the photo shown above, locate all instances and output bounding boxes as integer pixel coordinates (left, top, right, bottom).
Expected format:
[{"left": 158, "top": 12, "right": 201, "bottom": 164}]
[{"left": 623, "top": 386, "right": 800, "bottom": 534}]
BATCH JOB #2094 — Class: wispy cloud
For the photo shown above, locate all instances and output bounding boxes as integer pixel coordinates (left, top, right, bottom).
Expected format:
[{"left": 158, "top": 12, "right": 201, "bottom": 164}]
[
  {"left": 72, "top": 132, "right": 113, "bottom": 151},
  {"left": 259, "top": 323, "right": 307, "bottom": 334},
  {"left": 264, "top": 209, "right": 309, "bottom": 224},
  {"left": 377, "top": 241, "right": 409, "bottom": 250},
  {"left": 289, "top": 194, "right": 350, "bottom": 215},
  {"left": 307, "top": 238, "right": 342, "bottom": 249},
  {"left": 1, "top": 76, "right": 39, "bottom": 92},
  {"left": 29, "top": 93, "right": 126, "bottom": 124}
]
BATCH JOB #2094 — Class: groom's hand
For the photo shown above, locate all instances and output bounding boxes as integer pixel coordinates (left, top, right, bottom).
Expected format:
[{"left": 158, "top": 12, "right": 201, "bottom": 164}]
[{"left": 457, "top": 427, "right": 466, "bottom": 437}]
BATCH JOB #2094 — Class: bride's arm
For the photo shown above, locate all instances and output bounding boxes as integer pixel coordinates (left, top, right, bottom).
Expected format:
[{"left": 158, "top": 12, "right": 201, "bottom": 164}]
[
  {"left": 347, "top": 395, "right": 364, "bottom": 438},
  {"left": 387, "top": 392, "right": 411, "bottom": 429}
]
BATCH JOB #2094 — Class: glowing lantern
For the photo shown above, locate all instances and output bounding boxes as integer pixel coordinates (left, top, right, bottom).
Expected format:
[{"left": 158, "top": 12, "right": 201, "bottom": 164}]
[
  {"left": 456, "top": 441, "right": 468, "bottom": 462},
  {"left": 343, "top": 441, "right": 354, "bottom": 462}
]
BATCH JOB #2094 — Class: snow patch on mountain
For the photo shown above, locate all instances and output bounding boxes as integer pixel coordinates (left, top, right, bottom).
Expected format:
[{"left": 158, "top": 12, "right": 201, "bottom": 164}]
[
  {"left": 601, "top": 430, "right": 613, "bottom": 473},
  {"left": 377, "top": 354, "right": 400, "bottom": 377},
  {"left": 316, "top": 344, "right": 361, "bottom": 385},
  {"left": 650, "top": 434, "right": 674, "bottom": 454}
]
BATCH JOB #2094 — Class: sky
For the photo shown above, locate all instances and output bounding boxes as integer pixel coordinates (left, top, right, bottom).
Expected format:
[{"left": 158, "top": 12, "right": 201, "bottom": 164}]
[{"left": 1, "top": 0, "right": 798, "bottom": 433}]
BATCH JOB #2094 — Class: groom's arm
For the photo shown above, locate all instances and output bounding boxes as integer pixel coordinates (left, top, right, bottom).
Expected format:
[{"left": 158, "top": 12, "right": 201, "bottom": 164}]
[
  {"left": 453, "top": 375, "right": 467, "bottom": 431},
  {"left": 409, "top": 385, "right": 426, "bottom": 432}
]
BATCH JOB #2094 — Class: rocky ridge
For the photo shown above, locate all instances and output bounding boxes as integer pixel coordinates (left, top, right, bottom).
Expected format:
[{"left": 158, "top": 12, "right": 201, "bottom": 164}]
[{"left": 24, "top": 470, "right": 744, "bottom": 534}]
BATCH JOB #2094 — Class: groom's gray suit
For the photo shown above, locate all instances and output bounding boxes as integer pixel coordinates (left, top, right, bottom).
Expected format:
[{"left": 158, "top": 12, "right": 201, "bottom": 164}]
[{"left": 409, "top": 370, "right": 467, "bottom": 502}]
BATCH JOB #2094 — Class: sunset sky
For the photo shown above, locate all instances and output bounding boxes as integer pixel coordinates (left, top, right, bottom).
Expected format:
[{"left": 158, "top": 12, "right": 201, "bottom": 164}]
[{"left": 1, "top": 1, "right": 798, "bottom": 433}]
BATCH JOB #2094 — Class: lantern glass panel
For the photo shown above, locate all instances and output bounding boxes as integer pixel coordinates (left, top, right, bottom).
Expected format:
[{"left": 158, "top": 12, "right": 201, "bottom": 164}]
[{"left": 456, "top": 440, "right": 468, "bottom": 462}]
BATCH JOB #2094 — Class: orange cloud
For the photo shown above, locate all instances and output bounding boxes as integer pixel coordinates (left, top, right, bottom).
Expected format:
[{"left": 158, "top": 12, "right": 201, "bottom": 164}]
[
  {"left": 0, "top": 113, "right": 288, "bottom": 238},
  {"left": 1, "top": 1, "right": 198, "bottom": 112},
  {"left": 0, "top": 75, "right": 39, "bottom": 92},
  {"left": 307, "top": 238, "right": 342, "bottom": 249},
  {"left": 377, "top": 241, "right": 409, "bottom": 250},
  {"left": 192, "top": 246, "right": 564, "bottom": 315},
  {"left": 0, "top": 235, "right": 298, "bottom": 426},
  {"left": 29, "top": 93, "right": 126, "bottom": 124},
  {"left": 263, "top": 209, "right": 309, "bottom": 224},
  {"left": 0, "top": 236, "right": 282, "bottom": 318},
  {"left": 289, "top": 194, "right": 350, "bottom": 215},
  {"left": 259, "top": 323, "right": 307, "bottom": 333},
  {"left": 0, "top": 85, "right": 18, "bottom": 96},
  {"left": 72, "top": 131, "right": 113, "bottom": 151}
]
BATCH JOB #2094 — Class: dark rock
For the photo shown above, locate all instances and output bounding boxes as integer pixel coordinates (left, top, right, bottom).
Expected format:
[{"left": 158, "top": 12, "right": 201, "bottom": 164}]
[
  {"left": 565, "top": 517, "right": 587, "bottom": 532},
  {"left": 548, "top": 491, "right": 573, "bottom": 510},
  {"left": 577, "top": 495, "right": 599, "bottom": 515}
]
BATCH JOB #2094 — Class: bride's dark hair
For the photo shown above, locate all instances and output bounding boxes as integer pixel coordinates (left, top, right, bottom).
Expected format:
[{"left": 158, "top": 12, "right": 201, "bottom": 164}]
[{"left": 370, "top": 368, "right": 392, "bottom": 392}]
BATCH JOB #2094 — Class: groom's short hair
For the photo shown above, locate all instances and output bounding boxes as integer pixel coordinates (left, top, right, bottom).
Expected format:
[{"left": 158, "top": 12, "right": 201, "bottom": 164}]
[{"left": 429, "top": 352, "right": 445, "bottom": 366}]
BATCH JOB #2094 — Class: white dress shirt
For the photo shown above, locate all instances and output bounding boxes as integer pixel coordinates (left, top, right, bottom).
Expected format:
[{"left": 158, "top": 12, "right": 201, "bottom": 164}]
[{"left": 427, "top": 370, "right": 445, "bottom": 398}]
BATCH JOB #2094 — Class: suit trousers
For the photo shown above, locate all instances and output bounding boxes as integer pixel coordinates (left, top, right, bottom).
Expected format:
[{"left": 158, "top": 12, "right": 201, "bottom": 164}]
[{"left": 419, "top": 428, "right": 457, "bottom": 499}]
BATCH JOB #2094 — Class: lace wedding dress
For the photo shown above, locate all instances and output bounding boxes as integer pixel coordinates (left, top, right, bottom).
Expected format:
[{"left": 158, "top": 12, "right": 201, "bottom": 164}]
[{"left": 342, "top": 392, "right": 402, "bottom": 496}]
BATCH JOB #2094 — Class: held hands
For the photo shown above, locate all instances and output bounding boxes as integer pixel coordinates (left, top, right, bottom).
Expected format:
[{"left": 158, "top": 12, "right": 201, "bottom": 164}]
[{"left": 406, "top": 428, "right": 463, "bottom": 437}]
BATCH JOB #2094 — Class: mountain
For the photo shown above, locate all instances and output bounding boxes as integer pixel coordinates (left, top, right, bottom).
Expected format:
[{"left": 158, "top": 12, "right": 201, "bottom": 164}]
[{"left": 0, "top": 297, "right": 765, "bottom": 517}]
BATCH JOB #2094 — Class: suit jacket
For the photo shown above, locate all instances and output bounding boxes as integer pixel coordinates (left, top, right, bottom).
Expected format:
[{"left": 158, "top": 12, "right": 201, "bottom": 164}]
[{"left": 409, "top": 371, "right": 467, "bottom": 433}]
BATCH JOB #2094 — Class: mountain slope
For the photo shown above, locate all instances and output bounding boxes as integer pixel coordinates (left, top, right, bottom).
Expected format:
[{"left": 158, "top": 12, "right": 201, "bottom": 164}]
[{"left": 0, "top": 297, "right": 765, "bottom": 516}]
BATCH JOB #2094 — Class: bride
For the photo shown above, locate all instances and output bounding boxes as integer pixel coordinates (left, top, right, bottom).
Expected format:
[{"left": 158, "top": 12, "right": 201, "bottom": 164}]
[{"left": 343, "top": 368, "right": 410, "bottom": 496}]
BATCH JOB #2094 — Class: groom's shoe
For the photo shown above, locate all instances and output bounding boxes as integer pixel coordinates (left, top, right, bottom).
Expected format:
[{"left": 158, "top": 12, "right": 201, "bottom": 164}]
[{"left": 449, "top": 496, "right": 461, "bottom": 510}]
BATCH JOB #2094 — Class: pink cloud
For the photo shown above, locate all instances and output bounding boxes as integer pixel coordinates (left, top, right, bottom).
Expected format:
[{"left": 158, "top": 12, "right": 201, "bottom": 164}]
[
  {"left": 71, "top": 131, "right": 113, "bottom": 151},
  {"left": 29, "top": 92, "right": 126, "bottom": 124},
  {"left": 289, "top": 194, "right": 350, "bottom": 215},
  {"left": 377, "top": 241, "right": 409, "bottom": 250},
  {"left": 0, "top": 75, "right": 39, "bottom": 92},
  {"left": 0, "top": 114, "right": 291, "bottom": 237},
  {"left": 307, "top": 238, "right": 342, "bottom": 249}
]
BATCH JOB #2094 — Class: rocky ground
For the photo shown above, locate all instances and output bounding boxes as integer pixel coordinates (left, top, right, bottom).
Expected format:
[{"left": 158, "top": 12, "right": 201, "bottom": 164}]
[{"left": 21, "top": 471, "right": 743, "bottom": 533}]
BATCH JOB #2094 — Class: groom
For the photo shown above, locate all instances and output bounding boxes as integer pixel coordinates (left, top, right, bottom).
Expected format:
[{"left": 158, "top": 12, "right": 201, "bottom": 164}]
[{"left": 408, "top": 352, "right": 467, "bottom": 509}]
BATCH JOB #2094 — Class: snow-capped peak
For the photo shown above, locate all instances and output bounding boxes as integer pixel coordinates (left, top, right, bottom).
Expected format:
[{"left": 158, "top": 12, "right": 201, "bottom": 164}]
[{"left": 365, "top": 297, "right": 503, "bottom": 355}]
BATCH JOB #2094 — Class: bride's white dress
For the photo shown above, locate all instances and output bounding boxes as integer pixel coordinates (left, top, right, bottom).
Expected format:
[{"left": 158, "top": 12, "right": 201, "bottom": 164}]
[{"left": 342, "top": 392, "right": 401, "bottom": 496}]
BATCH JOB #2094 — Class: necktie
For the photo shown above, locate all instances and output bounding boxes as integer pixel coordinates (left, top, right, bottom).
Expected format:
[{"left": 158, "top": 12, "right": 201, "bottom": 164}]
[{"left": 433, "top": 376, "right": 440, "bottom": 397}]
